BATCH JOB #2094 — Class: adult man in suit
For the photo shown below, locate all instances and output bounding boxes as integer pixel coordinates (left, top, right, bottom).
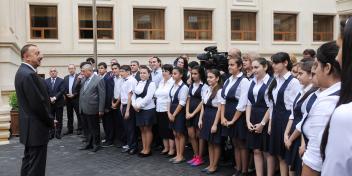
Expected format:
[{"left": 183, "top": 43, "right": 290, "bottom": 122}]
[
  {"left": 15, "top": 44, "right": 54, "bottom": 176},
  {"left": 130, "top": 60, "right": 141, "bottom": 81},
  {"left": 45, "top": 68, "right": 65, "bottom": 139},
  {"left": 63, "top": 64, "right": 82, "bottom": 135},
  {"left": 97, "top": 62, "right": 115, "bottom": 146},
  {"left": 79, "top": 63, "right": 106, "bottom": 153}
]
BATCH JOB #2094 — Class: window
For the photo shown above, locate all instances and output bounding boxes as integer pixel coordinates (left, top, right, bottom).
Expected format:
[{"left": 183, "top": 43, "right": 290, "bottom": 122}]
[
  {"left": 274, "top": 13, "right": 297, "bottom": 41},
  {"left": 184, "top": 10, "right": 212, "bottom": 40},
  {"left": 30, "top": 5, "right": 58, "bottom": 39},
  {"left": 133, "top": 9, "right": 165, "bottom": 40},
  {"left": 78, "top": 6, "right": 113, "bottom": 39},
  {"left": 231, "top": 12, "right": 256, "bottom": 41},
  {"left": 313, "top": 15, "right": 334, "bottom": 41}
]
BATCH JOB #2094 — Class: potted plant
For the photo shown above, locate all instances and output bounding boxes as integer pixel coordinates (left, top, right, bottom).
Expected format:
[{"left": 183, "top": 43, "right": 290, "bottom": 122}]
[{"left": 9, "top": 92, "right": 20, "bottom": 136}]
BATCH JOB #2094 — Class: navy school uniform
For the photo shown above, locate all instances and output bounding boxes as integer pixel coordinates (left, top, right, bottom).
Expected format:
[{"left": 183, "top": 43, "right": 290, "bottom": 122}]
[
  {"left": 220, "top": 72, "right": 250, "bottom": 140},
  {"left": 246, "top": 74, "right": 273, "bottom": 151},
  {"left": 199, "top": 88, "right": 223, "bottom": 144},
  {"left": 169, "top": 81, "right": 189, "bottom": 134},
  {"left": 285, "top": 85, "right": 316, "bottom": 174},
  {"left": 133, "top": 79, "right": 157, "bottom": 127},
  {"left": 186, "top": 82, "right": 208, "bottom": 128},
  {"left": 267, "top": 72, "right": 300, "bottom": 158}
]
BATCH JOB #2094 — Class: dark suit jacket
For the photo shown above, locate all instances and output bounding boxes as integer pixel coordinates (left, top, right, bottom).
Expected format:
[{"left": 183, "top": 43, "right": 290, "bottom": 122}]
[
  {"left": 15, "top": 63, "right": 53, "bottom": 146},
  {"left": 45, "top": 77, "right": 65, "bottom": 108},
  {"left": 133, "top": 71, "right": 141, "bottom": 82},
  {"left": 63, "top": 74, "right": 80, "bottom": 100},
  {"left": 79, "top": 74, "right": 106, "bottom": 115},
  {"left": 102, "top": 73, "right": 115, "bottom": 111}
]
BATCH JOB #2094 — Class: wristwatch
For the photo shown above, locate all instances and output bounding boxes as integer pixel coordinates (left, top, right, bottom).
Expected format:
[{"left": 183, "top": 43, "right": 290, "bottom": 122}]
[{"left": 260, "top": 121, "right": 266, "bottom": 126}]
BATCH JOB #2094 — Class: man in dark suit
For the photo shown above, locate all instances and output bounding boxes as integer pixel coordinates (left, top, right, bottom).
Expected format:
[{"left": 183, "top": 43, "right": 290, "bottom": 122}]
[
  {"left": 63, "top": 64, "right": 82, "bottom": 135},
  {"left": 45, "top": 68, "right": 65, "bottom": 139},
  {"left": 15, "top": 44, "right": 54, "bottom": 176},
  {"left": 98, "top": 62, "right": 115, "bottom": 146},
  {"left": 130, "top": 60, "right": 141, "bottom": 81},
  {"left": 79, "top": 63, "right": 106, "bottom": 153}
]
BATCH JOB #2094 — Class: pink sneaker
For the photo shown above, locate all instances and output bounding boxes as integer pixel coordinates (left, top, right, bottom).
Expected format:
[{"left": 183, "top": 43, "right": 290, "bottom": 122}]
[
  {"left": 191, "top": 156, "right": 204, "bottom": 166},
  {"left": 187, "top": 156, "right": 197, "bottom": 164}
]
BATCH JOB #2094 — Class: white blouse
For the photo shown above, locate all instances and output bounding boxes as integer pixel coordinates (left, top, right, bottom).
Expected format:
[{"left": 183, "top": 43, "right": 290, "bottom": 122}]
[
  {"left": 169, "top": 80, "right": 189, "bottom": 106},
  {"left": 203, "top": 88, "right": 222, "bottom": 107},
  {"left": 132, "top": 80, "right": 156, "bottom": 110},
  {"left": 220, "top": 72, "right": 250, "bottom": 112},
  {"left": 322, "top": 102, "right": 352, "bottom": 176},
  {"left": 296, "top": 82, "right": 341, "bottom": 172},
  {"left": 189, "top": 82, "right": 208, "bottom": 98},
  {"left": 247, "top": 74, "right": 271, "bottom": 106},
  {"left": 289, "top": 84, "right": 313, "bottom": 120},
  {"left": 120, "top": 75, "right": 138, "bottom": 105},
  {"left": 154, "top": 78, "right": 174, "bottom": 112},
  {"left": 113, "top": 76, "right": 123, "bottom": 99},
  {"left": 265, "top": 72, "right": 301, "bottom": 119}
]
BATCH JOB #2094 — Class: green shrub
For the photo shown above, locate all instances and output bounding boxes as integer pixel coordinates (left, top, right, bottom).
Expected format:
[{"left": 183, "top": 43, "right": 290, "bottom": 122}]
[{"left": 8, "top": 92, "right": 18, "bottom": 111}]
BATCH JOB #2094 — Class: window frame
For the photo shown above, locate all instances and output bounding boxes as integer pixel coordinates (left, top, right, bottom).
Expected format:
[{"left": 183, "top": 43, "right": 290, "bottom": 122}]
[
  {"left": 273, "top": 13, "right": 298, "bottom": 42},
  {"left": 29, "top": 5, "right": 59, "bottom": 40},
  {"left": 313, "top": 14, "right": 334, "bottom": 42},
  {"left": 231, "top": 11, "right": 257, "bottom": 41},
  {"left": 183, "top": 9, "right": 213, "bottom": 41},
  {"left": 133, "top": 8, "right": 165, "bottom": 40}
]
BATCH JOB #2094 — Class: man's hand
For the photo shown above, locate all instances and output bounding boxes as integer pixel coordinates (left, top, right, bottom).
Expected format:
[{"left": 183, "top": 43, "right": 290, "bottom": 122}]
[{"left": 50, "top": 97, "right": 56, "bottom": 103}]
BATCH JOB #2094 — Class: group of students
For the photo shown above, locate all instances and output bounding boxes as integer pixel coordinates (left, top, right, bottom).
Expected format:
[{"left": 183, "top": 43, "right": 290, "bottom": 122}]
[{"left": 76, "top": 18, "right": 352, "bottom": 176}]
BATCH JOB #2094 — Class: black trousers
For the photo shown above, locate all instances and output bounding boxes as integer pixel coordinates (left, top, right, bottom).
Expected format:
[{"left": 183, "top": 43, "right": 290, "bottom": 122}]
[
  {"left": 83, "top": 114, "right": 101, "bottom": 147},
  {"left": 112, "top": 108, "right": 126, "bottom": 144},
  {"left": 102, "top": 110, "right": 114, "bottom": 143},
  {"left": 66, "top": 98, "right": 81, "bottom": 132},
  {"left": 21, "top": 144, "right": 48, "bottom": 176},
  {"left": 122, "top": 105, "right": 137, "bottom": 149},
  {"left": 50, "top": 106, "right": 63, "bottom": 136}
]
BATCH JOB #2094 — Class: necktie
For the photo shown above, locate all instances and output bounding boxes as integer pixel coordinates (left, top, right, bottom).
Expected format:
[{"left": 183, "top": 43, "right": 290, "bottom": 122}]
[
  {"left": 51, "top": 78, "right": 55, "bottom": 90},
  {"left": 84, "top": 78, "right": 90, "bottom": 90}
]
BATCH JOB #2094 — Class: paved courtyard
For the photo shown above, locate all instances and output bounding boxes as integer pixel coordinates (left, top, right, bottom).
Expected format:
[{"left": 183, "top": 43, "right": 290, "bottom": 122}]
[{"left": 0, "top": 110, "right": 237, "bottom": 176}]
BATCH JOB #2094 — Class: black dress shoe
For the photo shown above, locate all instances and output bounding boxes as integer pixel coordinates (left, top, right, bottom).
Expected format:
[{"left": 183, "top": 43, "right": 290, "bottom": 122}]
[
  {"left": 138, "top": 152, "right": 152, "bottom": 157},
  {"left": 79, "top": 145, "right": 93, "bottom": 150},
  {"left": 76, "top": 130, "right": 82, "bottom": 135},
  {"left": 128, "top": 148, "right": 137, "bottom": 155},
  {"left": 121, "top": 148, "right": 130, "bottom": 153},
  {"left": 160, "top": 150, "right": 169, "bottom": 155},
  {"left": 102, "top": 141, "right": 113, "bottom": 147},
  {"left": 91, "top": 146, "right": 101, "bottom": 153},
  {"left": 56, "top": 134, "right": 62, "bottom": 139},
  {"left": 63, "top": 131, "right": 73, "bottom": 136}
]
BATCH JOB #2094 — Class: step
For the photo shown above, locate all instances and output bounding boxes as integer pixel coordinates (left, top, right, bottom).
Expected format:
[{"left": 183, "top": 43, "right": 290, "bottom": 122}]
[
  {"left": 0, "top": 122, "right": 10, "bottom": 129},
  {"left": 0, "top": 141, "right": 10, "bottom": 145},
  {"left": 0, "top": 115, "right": 10, "bottom": 122},
  {"left": 0, "top": 131, "right": 10, "bottom": 139}
]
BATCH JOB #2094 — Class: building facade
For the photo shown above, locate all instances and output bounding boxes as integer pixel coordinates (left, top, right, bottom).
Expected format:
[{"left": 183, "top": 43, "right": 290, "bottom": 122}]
[{"left": 0, "top": 0, "right": 344, "bottom": 111}]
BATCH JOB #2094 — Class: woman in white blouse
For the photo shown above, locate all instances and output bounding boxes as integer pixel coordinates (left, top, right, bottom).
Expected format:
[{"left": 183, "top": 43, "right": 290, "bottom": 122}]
[
  {"left": 297, "top": 41, "right": 341, "bottom": 175},
  {"left": 321, "top": 18, "right": 352, "bottom": 176},
  {"left": 154, "top": 64, "right": 175, "bottom": 156},
  {"left": 132, "top": 65, "right": 156, "bottom": 157},
  {"left": 266, "top": 52, "right": 301, "bottom": 176}
]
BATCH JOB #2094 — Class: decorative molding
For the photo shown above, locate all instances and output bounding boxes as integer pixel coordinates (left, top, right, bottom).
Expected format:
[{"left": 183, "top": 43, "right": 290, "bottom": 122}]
[
  {"left": 232, "top": 0, "right": 257, "bottom": 7},
  {"left": 0, "top": 42, "right": 21, "bottom": 55}
]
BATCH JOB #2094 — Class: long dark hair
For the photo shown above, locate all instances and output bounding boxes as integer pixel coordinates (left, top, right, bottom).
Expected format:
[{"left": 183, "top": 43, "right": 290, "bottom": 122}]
[
  {"left": 267, "top": 52, "right": 292, "bottom": 102},
  {"left": 208, "top": 69, "right": 222, "bottom": 99},
  {"left": 173, "top": 66, "right": 186, "bottom": 83},
  {"left": 253, "top": 57, "right": 274, "bottom": 77},
  {"left": 321, "top": 17, "right": 352, "bottom": 160},
  {"left": 191, "top": 65, "right": 207, "bottom": 84}
]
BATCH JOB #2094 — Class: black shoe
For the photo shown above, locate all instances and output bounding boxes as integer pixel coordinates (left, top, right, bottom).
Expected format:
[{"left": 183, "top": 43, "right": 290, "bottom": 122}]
[
  {"left": 128, "top": 148, "right": 137, "bottom": 155},
  {"left": 56, "top": 134, "right": 62, "bottom": 139},
  {"left": 102, "top": 141, "right": 113, "bottom": 147},
  {"left": 63, "top": 131, "right": 73, "bottom": 136},
  {"left": 121, "top": 148, "right": 130, "bottom": 153},
  {"left": 79, "top": 145, "right": 93, "bottom": 150},
  {"left": 91, "top": 146, "right": 101, "bottom": 153},
  {"left": 76, "top": 130, "right": 82, "bottom": 135},
  {"left": 138, "top": 152, "right": 152, "bottom": 157},
  {"left": 49, "top": 135, "right": 54, "bottom": 140}
]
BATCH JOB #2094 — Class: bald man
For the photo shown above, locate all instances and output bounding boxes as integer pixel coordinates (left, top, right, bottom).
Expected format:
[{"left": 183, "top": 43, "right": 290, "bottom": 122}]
[
  {"left": 228, "top": 47, "right": 242, "bottom": 59},
  {"left": 45, "top": 67, "right": 65, "bottom": 139}
]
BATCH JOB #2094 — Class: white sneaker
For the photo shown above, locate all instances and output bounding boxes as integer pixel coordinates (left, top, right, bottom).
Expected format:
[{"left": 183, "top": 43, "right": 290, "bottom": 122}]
[{"left": 122, "top": 145, "right": 129, "bottom": 149}]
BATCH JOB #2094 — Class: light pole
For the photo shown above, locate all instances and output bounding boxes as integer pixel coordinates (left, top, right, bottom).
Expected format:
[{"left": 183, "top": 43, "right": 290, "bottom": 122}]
[{"left": 92, "top": 0, "right": 98, "bottom": 70}]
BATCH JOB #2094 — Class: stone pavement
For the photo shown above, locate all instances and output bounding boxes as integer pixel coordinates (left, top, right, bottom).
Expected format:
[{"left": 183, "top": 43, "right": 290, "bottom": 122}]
[{"left": 0, "top": 132, "right": 236, "bottom": 176}]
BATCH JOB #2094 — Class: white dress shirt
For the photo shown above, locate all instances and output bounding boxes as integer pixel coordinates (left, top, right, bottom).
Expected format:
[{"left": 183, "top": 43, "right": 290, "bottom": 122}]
[
  {"left": 120, "top": 75, "right": 138, "bottom": 105},
  {"left": 154, "top": 78, "right": 174, "bottom": 112},
  {"left": 289, "top": 84, "right": 313, "bottom": 120},
  {"left": 247, "top": 74, "right": 271, "bottom": 106},
  {"left": 22, "top": 62, "right": 36, "bottom": 72},
  {"left": 189, "top": 82, "right": 209, "bottom": 98},
  {"left": 152, "top": 68, "right": 163, "bottom": 88},
  {"left": 220, "top": 72, "right": 250, "bottom": 112},
  {"left": 296, "top": 82, "right": 341, "bottom": 172},
  {"left": 322, "top": 102, "right": 352, "bottom": 176},
  {"left": 113, "top": 76, "right": 123, "bottom": 99},
  {"left": 203, "top": 87, "right": 222, "bottom": 107},
  {"left": 169, "top": 80, "right": 189, "bottom": 106},
  {"left": 265, "top": 72, "right": 301, "bottom": 119},
  {"left": 68, "top": 74, "right": 75, "bottom": 94},
  {"left": 132, "top": 80, "right": 156, "bottom": 110}
]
